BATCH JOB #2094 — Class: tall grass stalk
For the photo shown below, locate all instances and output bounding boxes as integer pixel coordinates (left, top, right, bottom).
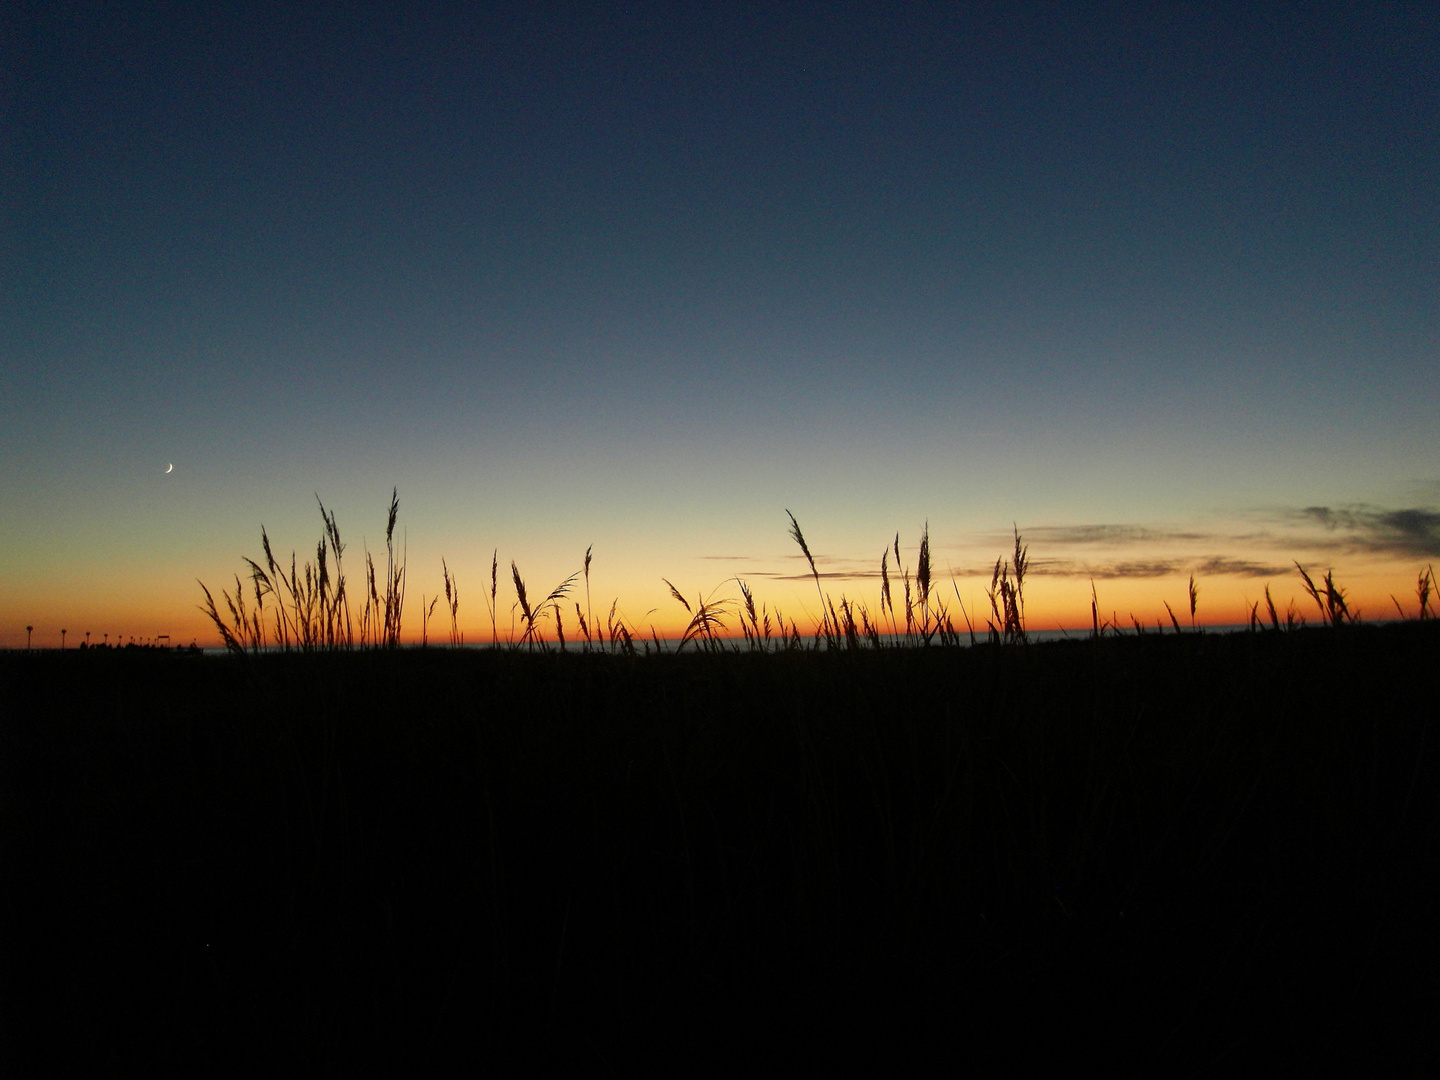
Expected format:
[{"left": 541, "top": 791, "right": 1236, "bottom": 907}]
[
  {"left": 1296, "top": 562, "right": 1356, "bottom": 627},
  {"left": 986, "top": 526, "right": 1029, "bottom": 645},
  {"left": 583, "top": 546, "right": 594, "bottom": 652},
  {"left": 1266, "top": 585, "right": 1282, "bottom": 632},
  {"left": 951, "top": 579, "right": 977, "bottom": 645},
  {"left": 488, "top": 551, "right": 499, "bottom": 646},
  {"left": 361, "top": 489, "right": 406, "bottom": 648},
  {"left": 786, "top": 511, "right": 836, "bottom": 648},
  {"left": 443, "top": 559, "right": 461, "bottom": 646},
  {"left": 664, "top": 579, "right": 733, "bottom": 654},
  {"left": 510, "top": 563, "right": 583, "bottom": 650},
  {"left": 1416, "top": 566, "right": 1434, "bottom": 621},
  {"left": 914, "top": 522, "right": 947, "bottom": 645},
  {"left": 880, "top": 544, "right": 896, "bottom": 638},
  {"left": 199, "top": 492, "right": 386, "bottom": 654}
]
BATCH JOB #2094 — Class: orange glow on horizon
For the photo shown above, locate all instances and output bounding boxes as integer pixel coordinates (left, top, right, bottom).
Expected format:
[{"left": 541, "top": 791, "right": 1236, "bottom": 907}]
[{"left": 4, "top": 544, "right": 1431, "bottom": 650}]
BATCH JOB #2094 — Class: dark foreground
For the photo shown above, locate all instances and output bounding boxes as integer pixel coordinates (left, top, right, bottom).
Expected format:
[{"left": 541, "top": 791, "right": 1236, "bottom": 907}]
[{"left": 5, "top": 625, "right": 1439, "bottom": 1075}]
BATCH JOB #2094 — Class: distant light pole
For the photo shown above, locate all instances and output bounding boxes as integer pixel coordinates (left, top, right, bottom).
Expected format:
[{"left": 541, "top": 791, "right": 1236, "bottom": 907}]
[
  {"left": 61, "top": 629, "right": 68, "bottom": 650},
  {"left": 26, "top": 625, "right": 33, "bottom": 650}
]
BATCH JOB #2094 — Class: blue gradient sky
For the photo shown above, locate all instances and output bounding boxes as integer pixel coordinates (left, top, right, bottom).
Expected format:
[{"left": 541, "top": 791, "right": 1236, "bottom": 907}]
[{"left": 5, "top": 1, "right": 1438, "bottom": 646}]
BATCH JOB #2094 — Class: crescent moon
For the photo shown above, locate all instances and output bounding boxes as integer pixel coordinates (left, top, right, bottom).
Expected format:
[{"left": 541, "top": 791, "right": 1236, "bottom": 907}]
[{"left": 165, "top": 463, "right": 173, "bottom": 474}]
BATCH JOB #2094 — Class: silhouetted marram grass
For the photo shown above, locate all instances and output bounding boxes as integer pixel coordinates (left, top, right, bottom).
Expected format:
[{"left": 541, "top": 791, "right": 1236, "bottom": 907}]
[
  {"left": 15, "top": 490, "right": 1440, "bottom": 1074},
  {"left": 199, "top": 489, "right": 407, "bottom": 652},
  {"left": 1394, "top": 564, "right": 1436, "bottom": 621},
  {"left": 200, "top": 492, "right": 1437, "bottom": 657}
]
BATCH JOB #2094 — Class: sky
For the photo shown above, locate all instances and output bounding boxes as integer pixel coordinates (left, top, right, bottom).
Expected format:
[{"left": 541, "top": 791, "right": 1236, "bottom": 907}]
[{"left": 4, "top": 0, "right": 1438, "bottom": 647}]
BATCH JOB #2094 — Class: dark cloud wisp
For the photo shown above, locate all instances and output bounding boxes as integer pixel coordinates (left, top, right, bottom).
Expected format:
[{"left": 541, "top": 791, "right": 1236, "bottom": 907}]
[{"left": 1300, "top": 506, "right": 1440, "bottom": 558}]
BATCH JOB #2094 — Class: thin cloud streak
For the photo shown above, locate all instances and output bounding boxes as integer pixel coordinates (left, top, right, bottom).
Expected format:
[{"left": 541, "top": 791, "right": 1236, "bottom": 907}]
[
  {"left": 1018, "top": 558, "right": 1287, "bottom": 581},
  {"left": 693, "top": 501, "right": 1438, "bottom": 592},
  {"left": 983, "top": 502, "right": 1440, "bottom": 565},
  {"left": 766, "top": 571, "right": 882, "bottom": 582},
  {"left": 1193, "top": 557, "right": 1293, "bottom": 578},
  {"left": 1301, "top": 506, "right": 1440, "bottom": 558},
  {"left": 1010, "top": 525, "right": 1215, "bottom": 546},
  {"left": 747, "top": 556, "right": 1294, "bottom": 583}
]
